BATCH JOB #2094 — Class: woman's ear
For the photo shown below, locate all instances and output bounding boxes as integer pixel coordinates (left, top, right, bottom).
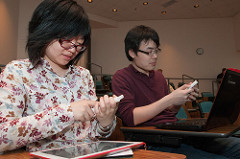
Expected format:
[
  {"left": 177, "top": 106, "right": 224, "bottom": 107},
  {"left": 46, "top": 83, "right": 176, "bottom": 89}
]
[{"left": 129, "top": 49, "right": 136, "bottom": 59}]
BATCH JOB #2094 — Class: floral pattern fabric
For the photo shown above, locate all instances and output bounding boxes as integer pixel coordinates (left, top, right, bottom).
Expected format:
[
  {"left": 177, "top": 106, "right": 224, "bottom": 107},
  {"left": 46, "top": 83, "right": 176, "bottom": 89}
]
[{"left": 0, "top": 59, "right": 115, "bottom": 152}]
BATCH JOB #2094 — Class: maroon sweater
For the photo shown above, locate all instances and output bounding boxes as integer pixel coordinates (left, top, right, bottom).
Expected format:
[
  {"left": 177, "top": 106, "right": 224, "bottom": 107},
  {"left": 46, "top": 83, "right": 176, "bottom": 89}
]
[{"left": 112, "top": 64, "right": 177, "bottom": 126}]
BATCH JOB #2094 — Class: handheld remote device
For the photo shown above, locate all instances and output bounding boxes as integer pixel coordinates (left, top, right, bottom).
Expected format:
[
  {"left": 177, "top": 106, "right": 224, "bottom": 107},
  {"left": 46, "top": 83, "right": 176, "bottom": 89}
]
[
  {"left": 114, "top": 95, "right": 124, "bottom": 103},
  {"left": 188, "top": 80, "right": 198, "bottom": 89}
]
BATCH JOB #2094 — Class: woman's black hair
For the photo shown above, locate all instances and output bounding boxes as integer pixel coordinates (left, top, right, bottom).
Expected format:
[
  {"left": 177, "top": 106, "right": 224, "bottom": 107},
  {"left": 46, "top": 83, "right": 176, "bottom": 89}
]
[
  {"left": 26, "top": 0, "right": 91, "bottom": 66},
  {"left": 124, "top": 25, "right": 159, "bottom": 61}
]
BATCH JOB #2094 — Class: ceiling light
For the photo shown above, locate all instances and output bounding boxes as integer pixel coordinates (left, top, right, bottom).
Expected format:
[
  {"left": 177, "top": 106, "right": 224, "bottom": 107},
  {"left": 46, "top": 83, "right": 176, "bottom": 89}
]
[
  {"left": 194, "top": 4, "right": 199, "bottom": 8},
  {"left": 87, "top": 0, "right": 93, "bottom": 3},
  {"left": 143, "top": 2, "right": 148, "bottom": 5},
  {"left": 112, "top": 8, "right": 118, "bottom": 12},
  {"left": 161, "top": 11, "right": 167, "bottom": 15}
]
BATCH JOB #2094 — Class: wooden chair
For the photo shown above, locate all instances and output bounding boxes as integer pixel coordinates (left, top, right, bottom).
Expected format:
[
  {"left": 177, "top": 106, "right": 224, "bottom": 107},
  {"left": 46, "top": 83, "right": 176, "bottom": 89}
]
[
  {"left": 106, "top": 117, "right": 125, "bottom": 141},
  {"left": 183, "top": 101, "right": 201, "bottom": 118}
]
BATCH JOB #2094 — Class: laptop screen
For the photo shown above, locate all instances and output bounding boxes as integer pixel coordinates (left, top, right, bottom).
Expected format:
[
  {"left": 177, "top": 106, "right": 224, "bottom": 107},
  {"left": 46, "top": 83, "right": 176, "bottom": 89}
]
[{"left": 206, "top": 68, "right": 240, "bottom": 129}]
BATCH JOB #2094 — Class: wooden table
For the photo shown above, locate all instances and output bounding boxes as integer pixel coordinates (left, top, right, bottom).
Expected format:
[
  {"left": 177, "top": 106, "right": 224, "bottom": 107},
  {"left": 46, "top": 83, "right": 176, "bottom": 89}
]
[
  {"left": 121, "top": 125, "right": 240, "bottom": 138},
  {"left": 0, "top": 148, "right": 186, "bottom": 159}
]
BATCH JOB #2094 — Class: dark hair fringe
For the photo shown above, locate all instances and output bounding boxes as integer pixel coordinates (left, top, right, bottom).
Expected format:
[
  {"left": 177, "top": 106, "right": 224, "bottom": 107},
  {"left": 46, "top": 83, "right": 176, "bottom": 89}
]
[
  {"left": 125, "top": 25, "right": 159, "bottom": 61},
  {"left": 26, "top": 0, "right": 91, "bottom": 66}
]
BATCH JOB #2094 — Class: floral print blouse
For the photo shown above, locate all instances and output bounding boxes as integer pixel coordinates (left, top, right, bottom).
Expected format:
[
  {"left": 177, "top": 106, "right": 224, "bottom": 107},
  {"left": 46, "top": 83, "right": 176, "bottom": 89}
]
[{"left": 0, "top": 59, "right": 115, "bottom": 152}]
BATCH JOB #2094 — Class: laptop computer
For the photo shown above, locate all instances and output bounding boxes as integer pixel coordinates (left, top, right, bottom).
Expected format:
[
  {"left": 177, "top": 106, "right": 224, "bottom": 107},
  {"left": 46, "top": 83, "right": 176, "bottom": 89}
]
[{"left": 156, "top": 68, "right": 240, "bottom": 131}]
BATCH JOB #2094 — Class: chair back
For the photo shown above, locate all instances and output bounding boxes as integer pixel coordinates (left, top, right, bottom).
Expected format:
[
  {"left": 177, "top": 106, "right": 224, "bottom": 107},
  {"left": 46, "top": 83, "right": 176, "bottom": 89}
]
[
  {"left": 0, "top": 64, "right": 6, "bottom": 73},
  {"left": 176, "top": 106, "right": 188, "bottom": 119},
  {"left": 199, "top": 101, "right": 213, "bottom": 118},
  {"left": 201, "top": 92, "right": 214, "bottom": 97},
  {"left": 101, "top": 75, "right": 112, "bottom": 91}
]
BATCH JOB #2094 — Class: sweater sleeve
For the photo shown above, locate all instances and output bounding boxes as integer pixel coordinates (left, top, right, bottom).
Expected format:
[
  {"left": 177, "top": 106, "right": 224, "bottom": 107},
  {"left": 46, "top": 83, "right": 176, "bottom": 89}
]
[{"left": 112, "top": 70, "right": 136, "bottom": 126}]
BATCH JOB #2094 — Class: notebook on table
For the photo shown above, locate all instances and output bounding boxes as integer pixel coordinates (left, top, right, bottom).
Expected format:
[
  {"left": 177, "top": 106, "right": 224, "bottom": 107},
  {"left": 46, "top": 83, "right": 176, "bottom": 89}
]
[
  {"left": 156, "top": 68, "right": 240, "bottom": 132},
  {"left": 29, "top": 140, "right": 145, "bottom": 159}
]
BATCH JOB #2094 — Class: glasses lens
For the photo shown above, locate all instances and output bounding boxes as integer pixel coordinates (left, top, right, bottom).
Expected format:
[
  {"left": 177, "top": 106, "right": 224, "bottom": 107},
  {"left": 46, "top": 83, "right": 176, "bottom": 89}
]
[
  {"left": 150, "top": 49, "right": 160, "bottom": 55},
  {"left": 60, "top": 39, "right": 86, "bottom": 52},
  {"left": 60, "top": 40, "right": 73, "bottom": 49}
]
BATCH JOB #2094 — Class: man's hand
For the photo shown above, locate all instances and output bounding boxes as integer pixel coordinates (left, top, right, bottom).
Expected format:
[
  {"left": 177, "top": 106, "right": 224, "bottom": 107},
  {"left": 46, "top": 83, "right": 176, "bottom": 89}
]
[{"left": 169, "top": 82, "right": 199, "bottom": 106}]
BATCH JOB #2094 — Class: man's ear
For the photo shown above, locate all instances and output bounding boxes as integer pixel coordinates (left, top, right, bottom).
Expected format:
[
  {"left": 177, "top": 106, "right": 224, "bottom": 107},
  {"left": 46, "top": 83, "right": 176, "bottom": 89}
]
[{"left": 129, "top": 49, "right": 136, "bottom": 59}]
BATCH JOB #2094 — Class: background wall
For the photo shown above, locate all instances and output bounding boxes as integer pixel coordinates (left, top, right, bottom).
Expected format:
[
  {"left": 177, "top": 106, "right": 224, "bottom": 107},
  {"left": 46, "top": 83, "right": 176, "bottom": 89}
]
[
  {"left": 17, "top": 0, "right": 41, "bottom": 59},
  {"left": 91, "top": 18, "right": 240, "bottom": 93},
  {"left": 1, "top": 0, "right": 240, "bottom": 94},
  {"left": 234, "top": 12, "right": 240, "bottom": 52},
  {"left": 91, "top": 18, "right": 240, "bottom": 77},
  {"left": 0, "top": 0, "right": 19, "bottom": 64}
]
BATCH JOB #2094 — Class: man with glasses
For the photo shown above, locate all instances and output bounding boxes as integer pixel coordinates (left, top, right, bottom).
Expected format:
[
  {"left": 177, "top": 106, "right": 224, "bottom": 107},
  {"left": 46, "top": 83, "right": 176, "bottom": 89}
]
[
  {"left": 112, "top": 25, "right": 197, "bottom": 127},
  {"left": 112, "top": 25, "right": 240, "bottom": 159}
]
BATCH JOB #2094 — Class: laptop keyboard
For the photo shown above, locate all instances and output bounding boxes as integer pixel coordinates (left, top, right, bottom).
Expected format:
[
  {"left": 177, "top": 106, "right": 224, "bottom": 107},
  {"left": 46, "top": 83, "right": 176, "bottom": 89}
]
[{"left": 156, "top": 119, "right": 207, "bottom": 131}]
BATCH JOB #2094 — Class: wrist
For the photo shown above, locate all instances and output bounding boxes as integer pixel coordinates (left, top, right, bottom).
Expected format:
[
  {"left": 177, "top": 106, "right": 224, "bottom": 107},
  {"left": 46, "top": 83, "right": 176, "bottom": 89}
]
[
  {"left": 98, "top": 122, "right": 113, "bottom": 132},
  {"left": 97, "top": 115, "right": 115, "bottom": 128},
  {"left": 163, "top": 94, "right": 174, "bottom": 107},
  {"left": 97, "top": 116, "right": 116, "bottom": 133}
]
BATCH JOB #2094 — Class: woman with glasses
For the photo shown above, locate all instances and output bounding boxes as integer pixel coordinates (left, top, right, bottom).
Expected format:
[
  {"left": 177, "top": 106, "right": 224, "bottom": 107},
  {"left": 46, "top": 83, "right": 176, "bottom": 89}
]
[{"left": 0, "top": 0, "right": 117, "bottom": 152}]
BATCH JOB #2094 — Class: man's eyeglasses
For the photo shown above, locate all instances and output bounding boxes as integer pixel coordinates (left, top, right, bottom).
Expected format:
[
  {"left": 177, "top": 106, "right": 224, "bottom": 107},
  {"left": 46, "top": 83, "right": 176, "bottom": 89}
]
[
  {"left": 138, "top": 48, "right": 161, "bottom": 56},
  {"left": 59, "top": 39, "right": 86, "bottom": 52}
]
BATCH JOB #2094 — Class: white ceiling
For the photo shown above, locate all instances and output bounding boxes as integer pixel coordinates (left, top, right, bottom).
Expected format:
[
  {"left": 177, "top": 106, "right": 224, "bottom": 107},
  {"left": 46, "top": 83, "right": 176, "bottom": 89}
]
[{"left": 77, "top": 0, "right": 240, "bottom": 28}]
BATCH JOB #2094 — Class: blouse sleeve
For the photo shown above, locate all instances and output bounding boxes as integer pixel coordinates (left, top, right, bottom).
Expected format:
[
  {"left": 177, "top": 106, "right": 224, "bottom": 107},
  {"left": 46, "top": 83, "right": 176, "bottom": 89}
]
[{"left": 0, "top": 64, "right": 74, "bottom": 152}]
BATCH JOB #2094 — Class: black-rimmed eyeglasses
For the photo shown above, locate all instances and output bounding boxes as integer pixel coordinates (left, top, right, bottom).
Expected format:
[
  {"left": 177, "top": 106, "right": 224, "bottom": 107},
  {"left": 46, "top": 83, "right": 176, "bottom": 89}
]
[
  {"left": 138, "top": 48, "right": 161, "bottom": 56},
  {"left": 59, "top": 39, "right": 86, "bottom": 52}
]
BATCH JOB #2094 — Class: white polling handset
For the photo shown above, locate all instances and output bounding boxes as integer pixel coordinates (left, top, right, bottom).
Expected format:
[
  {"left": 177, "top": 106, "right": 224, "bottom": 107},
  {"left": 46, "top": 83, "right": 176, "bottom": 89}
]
[
  {"left": 188, "top": 80, "right": 198, "bottom": 89},
  {"left": 114, "top": 95, "right": 124, "bottom": 103},
  {"left": 91, "top": 95, "right": 124, "bottom": 121}
]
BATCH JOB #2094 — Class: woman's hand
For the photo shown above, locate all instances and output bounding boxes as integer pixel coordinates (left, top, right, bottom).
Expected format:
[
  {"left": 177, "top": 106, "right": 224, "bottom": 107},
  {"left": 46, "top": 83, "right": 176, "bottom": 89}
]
[
  {"left": 70, "top": 100, "right": 96, "bottom": 122},
  {"left": 94, "top": 95, "right": 118, "bottom": 128}
]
